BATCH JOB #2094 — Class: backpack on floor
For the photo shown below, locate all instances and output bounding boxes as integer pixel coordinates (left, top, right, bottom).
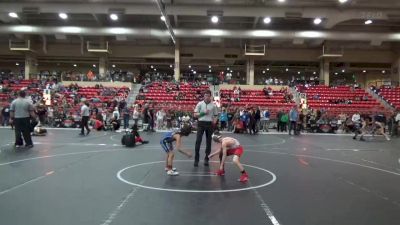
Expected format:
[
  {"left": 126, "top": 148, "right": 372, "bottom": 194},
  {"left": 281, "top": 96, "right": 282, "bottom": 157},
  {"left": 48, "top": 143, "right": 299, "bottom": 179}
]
[
  {"left": 33, "top": 126, "right": 47, "bottom": 136},
  {"left": 121, "top": 133, "right": 136, "bottom": 147}
]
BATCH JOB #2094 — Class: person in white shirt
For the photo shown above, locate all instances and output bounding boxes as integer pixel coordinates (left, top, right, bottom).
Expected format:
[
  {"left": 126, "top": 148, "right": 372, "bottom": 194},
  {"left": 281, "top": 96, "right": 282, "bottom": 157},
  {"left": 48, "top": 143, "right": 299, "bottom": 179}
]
[
  {"left": 395, "top": 111, "right": 400, "bottom": 124},
  {"left": 132, "top": 106, "right": 140, "bottom": 125},
  {"left": 394, "top": 111, "right": 400, "bottom": 137},
  {"left": 79, "top": 101, "right": 91, "bottom": 136},
  {"left": 156, "top": 109, "right": 166, "bottom": 130},
  {"left": 352, "top": 112, "right": 361, "bottom": 123},
  {"left": 112, "top": 107, "right": 120, "bottom": 120}
]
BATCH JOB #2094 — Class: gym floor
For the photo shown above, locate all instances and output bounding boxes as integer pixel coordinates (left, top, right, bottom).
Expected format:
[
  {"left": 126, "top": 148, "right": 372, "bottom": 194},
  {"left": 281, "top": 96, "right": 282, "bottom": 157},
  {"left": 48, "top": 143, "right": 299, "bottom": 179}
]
[{"left": 0, "top": 128, "right": 400, "bottom": 225}]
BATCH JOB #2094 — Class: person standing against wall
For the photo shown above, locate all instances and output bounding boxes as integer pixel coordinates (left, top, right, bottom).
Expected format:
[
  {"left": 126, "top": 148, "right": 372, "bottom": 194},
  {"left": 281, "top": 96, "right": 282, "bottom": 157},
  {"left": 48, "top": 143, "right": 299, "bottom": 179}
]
[
  {"left": 193, "top": 90, "right": 218, "bottom": 167},
  {"left": 10, "top": 90, "right": 36, "bottom": 148}
]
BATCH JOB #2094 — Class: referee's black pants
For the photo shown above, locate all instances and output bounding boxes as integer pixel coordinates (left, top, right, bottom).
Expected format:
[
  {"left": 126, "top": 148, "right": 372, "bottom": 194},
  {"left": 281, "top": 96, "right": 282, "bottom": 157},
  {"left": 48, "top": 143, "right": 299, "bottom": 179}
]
[
  {"left": 194, "top": 121, "right": 213, "bottom": 163},
  {"left": 81, "top": 116, "right": 90, "bottom": 134},
  {"left": 14, "top": 117, "right": 33, "bottom": 146}
]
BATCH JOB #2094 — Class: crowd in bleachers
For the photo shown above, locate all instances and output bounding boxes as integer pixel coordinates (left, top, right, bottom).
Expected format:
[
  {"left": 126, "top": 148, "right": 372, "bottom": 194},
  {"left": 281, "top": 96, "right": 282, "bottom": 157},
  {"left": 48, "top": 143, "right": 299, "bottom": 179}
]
[
  {"left": 371, "top": 85, "right": 400, "bottom": 110},
  {"left": 0, "top": 77, "right": 130, "bottom": 129},
  {"left": 1, "top": 77, "right": 400, "bottom": 137}
]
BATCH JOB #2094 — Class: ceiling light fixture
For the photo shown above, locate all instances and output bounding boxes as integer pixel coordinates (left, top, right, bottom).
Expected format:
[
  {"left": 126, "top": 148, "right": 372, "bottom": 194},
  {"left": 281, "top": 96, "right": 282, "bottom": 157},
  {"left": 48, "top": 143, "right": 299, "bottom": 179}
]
[
  {"left": 59, "top": 13, "right": 68, "bottom": 20},
  {"left": 211, "top": 16, "right": 219, "bottom": 24},
  {"left": 8, "top": 12, "right": 18, "bottom": 18},
  {"left": 263, "top": 17, "right": 271, "bottom": 24},
  {"left": 110, "top": 14, "right": 119, "bottom": 21},
  {"left": 313, "top": 18, "right": 322, "bottom": 25},
  {"left": 365, "top": 20, "right": 373, "bottom": 25}
]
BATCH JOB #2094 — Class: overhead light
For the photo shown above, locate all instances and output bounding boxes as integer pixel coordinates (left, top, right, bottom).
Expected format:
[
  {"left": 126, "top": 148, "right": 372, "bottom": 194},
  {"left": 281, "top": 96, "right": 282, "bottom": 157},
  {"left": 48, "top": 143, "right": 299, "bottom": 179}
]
[
  {"left": 252, "top": 30, "right": 277, "bottom": 37},
  {"left": 209, "top": 65, "right": 212, "bottom": 68},
  {"left": 263, "top": 17, "right": 271, "bottom": 24},
  {"left": 363, "top": 70, "right": 367, "bottom": 73},
  {"left": 211, "top": 16, "right": 219, "bottom": 24},
  {"left": 160, "top": 16, "right": 166, "bottom": 21},
  {"left": 59, "top": 13, "right": 68, "bottom": 20},
  {"left": 112, "top": 64, "right": 116, "bottom": 68},
  {"left": 169, "top": 64, "right": 173, "bottom": 68},
  {"left": 382, "top": 70, "right": 386, "bottom": 74},
  {"left": 342, "top": 69, "right": 345, "bottom": 73},
  {"left": 286, "top": 68, "right": 289, "bottom": 72},
  {"left": 335, "top": 72, "right": 338, "bottom": 75},
  {"left": 298, "top": 31, "right": 324, "bottom": 38},
  {"left": 365, "top": 20, "right": 373, "bottom": 25},
  {"left": 227, "top": 67, "right": 230, "bottom": 71},
  {"left": 267, "top": 68, "right": 270, "bottom": 71},
  {"left": 154, "top": 68, "right": 157, "bottom": 71},
  {"left": 230, "top": 70, "right": 233, "bottom": 73},
  {"left": 262, "top": 70, "right": 266, "bottom": 74},
  {"left": 15, "top": 62, "right": 19, "bottom": 66},
  {"left": 278, "top": 0, "right": 286, "bottom": 2},
  {"left": 151, "top": 65, "right": 154, "bottom": 69},
  {"left": 313, "top": 18, "right": 322, "bottom": 25},
  {"left": 8, "top": 12, "right": 18, "bottom": 18},
  {"left": 93, "top": 64, "right": 96, "bottom": 68},
  {"left": 109, "top": 28, "right": 129, "bottom": 34},
  {"left": 73, "top": 64, "right": 77, "bottom": 67},
  {"left": 110, "top": 14, "right": 119, "bottom": 21},
  {"left": 193, "top": 71, "right": 197, "bottom": 74},
  {"left": 339, "top": 0, "right": 348, "bottom": 3},
  {"left": 188, "top": 65, "right": 191, "bottom": 68},
  {"left": 209, "top": 69, "right": 212, "bottom": 72},
  {"left": 298, "top": 71, "right": 301, "bottom": 74},
  {"left": 59, "top": 27, "right": 81, "bottom": 33}
]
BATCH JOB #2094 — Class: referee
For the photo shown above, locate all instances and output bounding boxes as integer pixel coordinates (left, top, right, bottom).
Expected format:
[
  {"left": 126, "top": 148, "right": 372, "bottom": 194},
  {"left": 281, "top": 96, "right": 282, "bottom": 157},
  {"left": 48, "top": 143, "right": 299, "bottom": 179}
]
[
  {"left": 79, "top": 100, "right": 91, "bottom": 136},
  {"left": 194, "top": 90, "right": 218, "bottom": 167},
  {"left": 10, "top": 90, "right": 35, "bottom": 148}
]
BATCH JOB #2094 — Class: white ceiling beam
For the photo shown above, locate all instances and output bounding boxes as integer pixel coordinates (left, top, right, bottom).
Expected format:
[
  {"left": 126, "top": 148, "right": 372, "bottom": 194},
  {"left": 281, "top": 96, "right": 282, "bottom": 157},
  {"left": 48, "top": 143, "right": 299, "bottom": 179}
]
[{"left": 1, "top": 25, "right": 400, "bottom": 42}]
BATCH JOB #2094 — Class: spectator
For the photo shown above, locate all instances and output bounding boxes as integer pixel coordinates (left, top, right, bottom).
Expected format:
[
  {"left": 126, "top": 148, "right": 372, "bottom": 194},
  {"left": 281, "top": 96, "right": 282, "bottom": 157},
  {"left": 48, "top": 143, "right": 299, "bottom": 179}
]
[
  {"left": 122, "top": 106, "right": 130, "bottom": 129},
  {"left": 280, "top": 111, "right": 289, "bottom": 132},
  {"left": 156, "top": 108, "right": 166, "bottom": 130},
  {"left": 261, "top": 108, "right": 270, "bottom": 132},
  {"left": 132, "top": 105, "right": 140, "bottom": 126},
  {"left": 289, "top": 106, "right": 299, "bottom": 135},
  {"left": 113, "top": 107, "right": 120, "bottom": 120},
  {"left": 219, "top": 107, "right": 228, "bottom": 130},
  {"left": 1, "top": 104, "right": 10, "bottom": 126},
  {"left": 255, "top": 106, "right": 261, "bottom": 132},
  {"left": 248, "top": 109, "right": 257, "bottom": 135},
  {"left": 47, "top": 106, "right": 54, "bottom": 127}
]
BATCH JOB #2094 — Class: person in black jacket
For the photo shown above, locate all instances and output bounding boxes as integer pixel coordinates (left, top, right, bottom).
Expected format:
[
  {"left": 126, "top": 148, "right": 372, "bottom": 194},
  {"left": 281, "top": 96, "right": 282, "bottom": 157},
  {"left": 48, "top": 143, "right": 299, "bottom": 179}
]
[{"left": 255, "top": 107, "right": 261, "bottom": 133}]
